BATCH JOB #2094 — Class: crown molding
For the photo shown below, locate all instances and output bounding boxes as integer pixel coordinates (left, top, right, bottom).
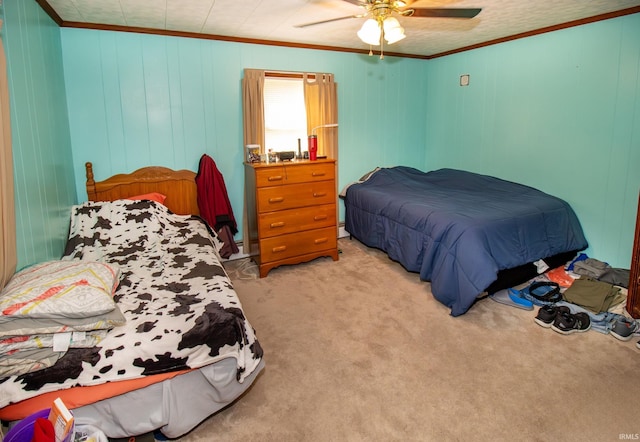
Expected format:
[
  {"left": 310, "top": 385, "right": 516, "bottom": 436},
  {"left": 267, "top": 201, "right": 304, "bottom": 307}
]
[{"left": 35, "top": 2, "right": 640, "bottom": 60}]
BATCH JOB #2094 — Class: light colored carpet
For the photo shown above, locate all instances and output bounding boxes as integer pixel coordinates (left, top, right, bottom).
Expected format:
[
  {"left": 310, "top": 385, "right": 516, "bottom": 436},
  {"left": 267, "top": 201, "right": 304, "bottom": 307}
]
[{"left": 177, "top": 238, "right": 640, "bottom": 442}]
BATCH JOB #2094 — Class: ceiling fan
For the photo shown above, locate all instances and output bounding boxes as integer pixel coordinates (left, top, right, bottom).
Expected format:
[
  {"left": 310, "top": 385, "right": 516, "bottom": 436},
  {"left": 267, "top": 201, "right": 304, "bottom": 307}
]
[
  {"left": 296, "top": 1, "right": 481, "bottom": 58},
  {"left": 297, "top": 0, "right": 482, "bottom": 28}
]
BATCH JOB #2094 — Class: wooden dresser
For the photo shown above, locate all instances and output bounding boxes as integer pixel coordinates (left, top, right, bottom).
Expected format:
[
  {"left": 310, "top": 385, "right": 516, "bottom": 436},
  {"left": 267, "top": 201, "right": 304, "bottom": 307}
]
[{"left": 244, "top": 159, "right": 339, "bottom": 277}]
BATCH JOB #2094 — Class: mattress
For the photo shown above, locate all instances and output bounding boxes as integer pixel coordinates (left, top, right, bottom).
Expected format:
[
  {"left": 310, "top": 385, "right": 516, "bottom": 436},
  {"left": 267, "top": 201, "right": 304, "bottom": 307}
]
[
  {"left": 0, "top": 199, "right": 264, "bottom": 437},
  {"left": 344, "top": 167, "right": 588, "bottom": 316},
  {"left": 73, "top": 358, "right": 265, "bottom": 438}
]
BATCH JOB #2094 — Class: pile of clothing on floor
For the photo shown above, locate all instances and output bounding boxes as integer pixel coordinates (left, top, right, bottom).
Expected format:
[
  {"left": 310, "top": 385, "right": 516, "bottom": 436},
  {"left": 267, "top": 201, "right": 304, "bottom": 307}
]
[{"left": 490, "top": 254, "right": 639, "bottom": 348}]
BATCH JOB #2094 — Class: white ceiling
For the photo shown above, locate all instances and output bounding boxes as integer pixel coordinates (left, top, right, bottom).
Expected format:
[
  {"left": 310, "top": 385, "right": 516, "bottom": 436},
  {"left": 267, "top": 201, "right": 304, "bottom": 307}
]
[{"left": 42, "top": 0, "right": 640, "bottom": 58}]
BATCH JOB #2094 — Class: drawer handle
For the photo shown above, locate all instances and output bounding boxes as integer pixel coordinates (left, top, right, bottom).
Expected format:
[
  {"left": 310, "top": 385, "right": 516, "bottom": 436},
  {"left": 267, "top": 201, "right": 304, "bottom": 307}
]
[
  {"left": 269, "top": 197, "right": 284, "bottom": 203},
  {"left": 311, "top": 172, "right": 326, "bottom": 177},
  {"left": 314, "top": 237, "right": 328, "bottom": 244},
  {"left": 272, "top": 245, "right": 287, "bottom": 253},
  {"left": 270, "top": 222, "right": 285, "bottom": 228},
  {"left": 313, "top": 192, "right": 327, "bottom": 198},
  {"left": 313, "top": 215, "right": 328, "bottom": 221},
  {"left": 268, "top": 175, "right": 283, "bottom": 181}
]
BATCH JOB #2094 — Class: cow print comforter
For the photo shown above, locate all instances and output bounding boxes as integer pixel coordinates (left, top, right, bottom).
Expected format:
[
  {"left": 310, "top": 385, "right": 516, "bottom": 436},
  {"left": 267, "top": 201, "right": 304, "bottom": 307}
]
[{"left": 0, "top": 200, "right": 263, "bottom": 409}]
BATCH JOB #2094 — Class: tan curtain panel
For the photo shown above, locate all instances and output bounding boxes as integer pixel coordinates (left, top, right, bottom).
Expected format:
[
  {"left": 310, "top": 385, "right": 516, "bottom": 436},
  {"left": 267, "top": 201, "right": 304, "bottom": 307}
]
[
  {"left": 0, "top": 18, "right": 17, "bottom": 289},
  {"left": 242, "top": 69, "right": 265, "bottom": 154},
  {"left": 241, "top": 69, "right": 265, "bottom": 255},
  {"left": 303, "top": 73, "right": 338, "bottom": 160}
]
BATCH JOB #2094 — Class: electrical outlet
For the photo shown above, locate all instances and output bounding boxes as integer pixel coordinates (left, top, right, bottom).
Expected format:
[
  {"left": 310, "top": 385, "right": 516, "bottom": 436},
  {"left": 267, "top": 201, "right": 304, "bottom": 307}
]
[{"left": 460, "top": 74, "right": 470, "bottom": 86}]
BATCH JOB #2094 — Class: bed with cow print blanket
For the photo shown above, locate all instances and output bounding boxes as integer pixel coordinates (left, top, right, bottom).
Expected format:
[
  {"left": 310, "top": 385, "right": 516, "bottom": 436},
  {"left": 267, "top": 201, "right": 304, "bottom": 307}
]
[{"left": 0, "top": 199, "right": 263, "bottom": 412}]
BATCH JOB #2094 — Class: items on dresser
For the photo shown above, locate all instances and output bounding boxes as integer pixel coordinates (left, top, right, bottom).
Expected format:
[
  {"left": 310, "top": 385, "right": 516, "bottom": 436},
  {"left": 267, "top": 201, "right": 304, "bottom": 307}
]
[
  {"left": 277, "top": 151, "right": 296, "bottom": 161},
  {"left": 245, "top": 144, "right": 261, "bottom": 163},
  {"left": 244, "top": 159, "right": 339, "bottom": 277}
]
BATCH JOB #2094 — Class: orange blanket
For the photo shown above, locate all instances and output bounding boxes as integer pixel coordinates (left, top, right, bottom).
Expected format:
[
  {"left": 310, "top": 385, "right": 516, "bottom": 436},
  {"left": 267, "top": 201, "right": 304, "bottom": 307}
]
[{"left": 0, "top": 368, "right": 192, "bottom": 422}]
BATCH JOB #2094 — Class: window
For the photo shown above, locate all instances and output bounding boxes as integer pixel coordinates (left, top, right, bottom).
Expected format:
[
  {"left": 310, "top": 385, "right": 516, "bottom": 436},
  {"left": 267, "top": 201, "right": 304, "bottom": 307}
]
[
  {"left": 242, "top": 68, "right": 337, "bottom": 162},
  {"left": 263, "top": 77, "right": 307, "bottom": 154}
]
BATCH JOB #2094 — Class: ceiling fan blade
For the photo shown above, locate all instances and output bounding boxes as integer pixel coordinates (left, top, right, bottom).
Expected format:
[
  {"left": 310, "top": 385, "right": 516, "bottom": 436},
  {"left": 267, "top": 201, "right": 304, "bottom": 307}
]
[
  {"left": 295, "top": 15, "right": 362, "bottom": 28},
  {"left": 406, "top": 8, "right": 482, "bottom": 19},
  {"left": 340, "top": 0, "right": 368, "bottom": 6}
]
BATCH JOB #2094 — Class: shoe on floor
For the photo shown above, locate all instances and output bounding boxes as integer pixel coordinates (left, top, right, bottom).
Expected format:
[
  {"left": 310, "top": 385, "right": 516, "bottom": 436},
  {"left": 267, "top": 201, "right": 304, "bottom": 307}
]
[
  {"left": 610, "top": 317, "right": 639, "bottom": 341},
  {"left": 534, "top": 305, "right": 570, "bottom": 328},
  {"left": 637, "top": 340, "right": 640, "bottom": 350},
  {"left": 490, "top": 288, "right": 534, "bottom": 310},
  {"left": 551, "top": 311, "right": 591, "bottom": 335}
]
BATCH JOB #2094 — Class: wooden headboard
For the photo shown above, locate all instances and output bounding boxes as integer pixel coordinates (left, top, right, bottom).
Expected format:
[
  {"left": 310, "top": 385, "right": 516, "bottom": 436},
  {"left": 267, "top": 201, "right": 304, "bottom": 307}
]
[{"left": 85, "top": 162, "right": 199, "bottom": 216}]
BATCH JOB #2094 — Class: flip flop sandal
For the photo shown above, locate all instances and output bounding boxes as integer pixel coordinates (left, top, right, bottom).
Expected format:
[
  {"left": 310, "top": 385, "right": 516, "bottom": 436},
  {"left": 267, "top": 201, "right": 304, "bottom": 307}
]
[{"left": 489, "top": 288, "right": 533, "bottom": 310}]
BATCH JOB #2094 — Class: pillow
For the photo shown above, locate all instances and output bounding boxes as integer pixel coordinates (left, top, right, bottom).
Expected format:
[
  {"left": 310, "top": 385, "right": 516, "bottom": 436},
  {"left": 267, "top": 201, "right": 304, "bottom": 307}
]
[
  {"left": 0, "top": 304, "right": 126, "bottom": 338},
  {"left": 358, "top": 167, "right": 381, "bottom": 182},
  {"left": 0, "top": 261, "right": 120, "bottom": 322},
  {"left": 125, "top": 192, "right": 167, "bottom": 205},
  {"left": 339, "top": 168, "right": 382, "bottom": 198}
]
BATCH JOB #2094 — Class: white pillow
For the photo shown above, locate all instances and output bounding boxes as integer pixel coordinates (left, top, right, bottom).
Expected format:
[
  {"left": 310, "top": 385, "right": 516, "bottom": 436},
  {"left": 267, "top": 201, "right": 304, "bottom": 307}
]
[
  {"left": 0, "top": 260, "right": 120, "bottom": 322},
  {"left": 0, "top": 304, "right": 126, "bottom": 338}
]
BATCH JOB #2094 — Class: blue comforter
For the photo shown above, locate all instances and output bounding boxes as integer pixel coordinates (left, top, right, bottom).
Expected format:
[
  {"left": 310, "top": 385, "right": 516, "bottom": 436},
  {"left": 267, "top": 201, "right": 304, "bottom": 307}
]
[{"left": 344, "top": 167, "right": 587, "bottom": 316}]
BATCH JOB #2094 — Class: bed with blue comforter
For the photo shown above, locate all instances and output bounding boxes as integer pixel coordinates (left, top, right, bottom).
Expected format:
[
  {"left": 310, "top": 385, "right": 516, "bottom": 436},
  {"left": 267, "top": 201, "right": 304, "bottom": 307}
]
[{"left": 344, "top": 167, "right": 588, "bottom": 316}]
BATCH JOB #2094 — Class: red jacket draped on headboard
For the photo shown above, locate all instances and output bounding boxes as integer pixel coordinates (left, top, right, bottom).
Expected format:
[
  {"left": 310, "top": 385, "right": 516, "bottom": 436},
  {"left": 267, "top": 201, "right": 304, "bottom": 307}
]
[{"left": 195, "top": 154, "right": 239, "bottom": 257}]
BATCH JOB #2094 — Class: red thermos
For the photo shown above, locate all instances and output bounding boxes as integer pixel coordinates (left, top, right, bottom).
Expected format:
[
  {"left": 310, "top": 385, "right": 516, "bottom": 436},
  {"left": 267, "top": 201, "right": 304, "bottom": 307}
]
[{"left": 308, "top": 135, "right": 318, "bottom": 161}]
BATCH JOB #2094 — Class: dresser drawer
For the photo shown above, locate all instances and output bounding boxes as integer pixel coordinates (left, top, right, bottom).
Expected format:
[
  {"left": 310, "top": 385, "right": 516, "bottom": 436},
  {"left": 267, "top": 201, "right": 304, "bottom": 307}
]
[
  {"left": 255, "top": 162, "right": 335, "bottom": 187},
  {"left": 259, "top": 227, "right": 337, "bottom": 263},
  {"left": 258, "top": 204, "right": 336, "bottom": 238},
  {"left": 257, "top": 180, "right": 335, "bottom": 213}
]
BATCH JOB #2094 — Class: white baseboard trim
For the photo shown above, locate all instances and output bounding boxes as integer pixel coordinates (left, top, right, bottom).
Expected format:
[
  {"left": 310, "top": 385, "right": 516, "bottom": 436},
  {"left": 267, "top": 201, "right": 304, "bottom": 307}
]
[
  {"left": 224, "top": 223, "right": 350, "bottom": 262},
  {"left": 224, "top": 245, "right": 250, "bottom": 262}
]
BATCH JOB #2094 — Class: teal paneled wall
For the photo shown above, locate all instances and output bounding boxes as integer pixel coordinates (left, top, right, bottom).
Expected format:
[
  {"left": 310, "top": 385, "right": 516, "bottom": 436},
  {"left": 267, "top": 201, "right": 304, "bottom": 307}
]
[
  {"left": 60, "top": 29, "right": 428, "bottom": 233},
  {"left": 3, "top": 0, "right": 75, "bottom": 270},
  {"left": 425, "top": 14, "right": 640, "bottom": 268},
  {"left": 10, "top": 0, "right": 639, "bottom": 271}
]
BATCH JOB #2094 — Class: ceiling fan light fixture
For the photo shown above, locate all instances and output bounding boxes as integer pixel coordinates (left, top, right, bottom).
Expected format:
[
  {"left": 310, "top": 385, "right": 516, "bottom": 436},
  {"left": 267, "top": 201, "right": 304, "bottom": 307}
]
[
  {"left": 382, "top": 17, "right": 406, "bottom": 44},
  {"left": 357, "top": 18, "right": 381, "bottom": 46}
]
